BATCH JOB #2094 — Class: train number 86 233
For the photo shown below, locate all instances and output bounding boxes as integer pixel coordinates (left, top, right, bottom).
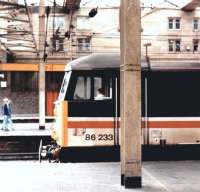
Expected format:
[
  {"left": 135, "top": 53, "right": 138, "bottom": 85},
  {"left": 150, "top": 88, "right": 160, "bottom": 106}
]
[{"left": 85, "top": 134, "right": 114, "bottom": 141}]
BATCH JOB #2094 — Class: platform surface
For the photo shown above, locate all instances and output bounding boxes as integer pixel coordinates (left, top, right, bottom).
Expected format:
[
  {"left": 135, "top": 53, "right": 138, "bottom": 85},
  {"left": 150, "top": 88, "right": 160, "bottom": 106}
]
[
  {"left": 0, "top": 122, "right": 52, "bottom": 136},
  {"left": 0, "top": 161, "right": 199, "bottom": 192}
]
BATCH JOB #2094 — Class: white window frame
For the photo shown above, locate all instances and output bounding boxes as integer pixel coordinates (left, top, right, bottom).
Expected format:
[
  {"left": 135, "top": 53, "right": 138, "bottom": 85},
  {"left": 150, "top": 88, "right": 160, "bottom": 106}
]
[
  {"left": 168, "top": 18, "right": 173, "bottom": 29},
  {"left": 193, "top": 18, "right": 199, "bottom": 31},
  {"left": 168, "top": 39, "right": 181, "bottom": 52},
  {"left": 168, "top": 18, "right": 181, "bottom": 30},
  {"left": 77, "top": 37, "right": 91, "bottom": 52}
]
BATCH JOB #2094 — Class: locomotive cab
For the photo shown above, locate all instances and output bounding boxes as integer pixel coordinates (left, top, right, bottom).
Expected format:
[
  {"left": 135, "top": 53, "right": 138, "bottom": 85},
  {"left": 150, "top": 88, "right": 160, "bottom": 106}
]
[
  {"left": 62, "top": 70, "right": 118, "bottom": 118},
  {"left": 50, "top": 54, "right": 120, "bottom": 162}
]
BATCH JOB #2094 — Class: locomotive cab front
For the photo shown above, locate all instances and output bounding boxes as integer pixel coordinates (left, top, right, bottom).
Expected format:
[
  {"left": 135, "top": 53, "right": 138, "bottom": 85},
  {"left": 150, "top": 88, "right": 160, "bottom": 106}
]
[{"left": 51, "top": 54, "right": 120, "bottom": 162}]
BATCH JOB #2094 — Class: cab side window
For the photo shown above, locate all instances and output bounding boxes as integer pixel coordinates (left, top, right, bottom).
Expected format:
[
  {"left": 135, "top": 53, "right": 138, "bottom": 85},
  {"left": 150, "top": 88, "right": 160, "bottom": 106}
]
[
  {"left": 73, "top": 76, "right": 91, "bottom": 100},
  {"left": 94, "top": 77, "right": 112, "bottom": 100}
]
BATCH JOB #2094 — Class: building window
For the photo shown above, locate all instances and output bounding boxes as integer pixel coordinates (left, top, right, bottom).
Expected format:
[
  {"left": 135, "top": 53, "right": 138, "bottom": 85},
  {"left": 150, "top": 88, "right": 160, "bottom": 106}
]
[
  {"left": 175, "top": 19, "right": 180, "bottom": 29},
  {"left": 176, "top": 40, "right": 181, "bottom": 51},
  {"left": 168, "top": 39, "right": 181, "bottom": 52},
  {"left": 51, "top": 37, "right": 65, "bottom": 52},
  {"left": 48, "top": 17, "right": 65, "bottom": 29},
  {"left": 193, "top": 19, "right": 199, "bottom": 30},
  {"left": 77, "top": 37, "right": 91, "bottom": 52},
  {"left": 168, "top": 40, "right": 174, "bottom": 52},
  {"left": 168, "top": 18, "right": 173, "bottom": 29},
  {"left": 193, "top": 39, "right": 199, "bottom": 52},
  {"left": 168, "top": 18, "right": 181, "bottom": 29},
  {"left": 11, "top": 72, "right": 38, "bottom": 92}
]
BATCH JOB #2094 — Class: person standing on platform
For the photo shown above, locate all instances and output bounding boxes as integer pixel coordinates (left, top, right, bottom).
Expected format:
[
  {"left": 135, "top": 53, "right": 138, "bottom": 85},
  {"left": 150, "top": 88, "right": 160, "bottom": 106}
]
[{"left": 1, "top": 98, "right": 13, "bottom": 131}]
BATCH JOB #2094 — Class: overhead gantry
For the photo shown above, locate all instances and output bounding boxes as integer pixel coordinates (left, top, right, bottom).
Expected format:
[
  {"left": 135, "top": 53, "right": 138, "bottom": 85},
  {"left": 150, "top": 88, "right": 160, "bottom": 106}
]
[{"left": 0, "top": 0, "right": 39, "bottom": 61}]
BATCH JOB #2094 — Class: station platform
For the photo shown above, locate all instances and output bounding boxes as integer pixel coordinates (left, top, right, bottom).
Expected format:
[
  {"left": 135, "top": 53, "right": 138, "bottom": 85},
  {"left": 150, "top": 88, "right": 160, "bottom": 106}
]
[
  {"left": 0, "top": 160, "right": 199, "bottom": 192},
  {"left": 0, "top": 114, "right": 53, "bottom": 136},
  {"left": 0, "top": 115, "right": 54, "bottom": 123},
  {"left": 0, "top": 121, "right": 53, "bottom": 160},
  {"left": 0, "top": 122, "right": 52, "bottom": 136}
]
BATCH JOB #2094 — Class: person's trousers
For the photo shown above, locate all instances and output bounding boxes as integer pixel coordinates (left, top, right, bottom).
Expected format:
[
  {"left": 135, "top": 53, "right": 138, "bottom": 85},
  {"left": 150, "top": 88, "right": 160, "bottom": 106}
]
[{"left": 2, "top": 115, "right": 13, "bottom": 130}]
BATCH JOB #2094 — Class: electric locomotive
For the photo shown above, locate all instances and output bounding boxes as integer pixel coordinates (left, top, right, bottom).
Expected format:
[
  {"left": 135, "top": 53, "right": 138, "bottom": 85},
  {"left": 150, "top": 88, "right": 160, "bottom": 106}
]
[{"left": 40, "top": 53, "right": 200, "bottom": 162}]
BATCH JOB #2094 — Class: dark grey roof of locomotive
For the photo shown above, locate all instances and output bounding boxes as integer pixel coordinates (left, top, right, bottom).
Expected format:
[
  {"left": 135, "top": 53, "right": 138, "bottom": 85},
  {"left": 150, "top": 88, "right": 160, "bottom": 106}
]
[
  {"left": 65, "top": 53, "right": 120, "bottom": 71},
  {"left": 65, "top": 53, "right": 200, "bottom": 71}
]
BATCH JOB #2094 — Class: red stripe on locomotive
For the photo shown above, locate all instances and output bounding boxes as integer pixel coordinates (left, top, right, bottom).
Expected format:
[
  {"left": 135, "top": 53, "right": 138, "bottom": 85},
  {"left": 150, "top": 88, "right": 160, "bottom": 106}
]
[{"left": 68, "top": 120, "right": 200, "bottom": 129}]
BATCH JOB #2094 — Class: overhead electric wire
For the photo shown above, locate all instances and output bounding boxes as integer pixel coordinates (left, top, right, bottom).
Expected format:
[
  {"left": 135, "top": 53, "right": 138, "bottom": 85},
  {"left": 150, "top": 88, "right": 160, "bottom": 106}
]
[
  {"left": 51, "top": 0, "right": 56, "bottom": 55},
  {"left": 43, "top": 6, "right": 51, "bottom": 61}
]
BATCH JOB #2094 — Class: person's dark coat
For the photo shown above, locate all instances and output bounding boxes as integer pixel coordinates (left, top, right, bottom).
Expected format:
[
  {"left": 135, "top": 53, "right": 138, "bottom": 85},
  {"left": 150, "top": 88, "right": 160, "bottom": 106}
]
[{"left": 2, "top": 104, "right": 12, "bottom": 117}]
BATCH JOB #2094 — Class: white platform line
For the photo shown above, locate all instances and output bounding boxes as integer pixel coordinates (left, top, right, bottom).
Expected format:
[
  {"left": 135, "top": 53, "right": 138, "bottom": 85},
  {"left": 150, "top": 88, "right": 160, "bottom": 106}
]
[{"left": 143, "top": 167, "right": 171, "bottom": 192}]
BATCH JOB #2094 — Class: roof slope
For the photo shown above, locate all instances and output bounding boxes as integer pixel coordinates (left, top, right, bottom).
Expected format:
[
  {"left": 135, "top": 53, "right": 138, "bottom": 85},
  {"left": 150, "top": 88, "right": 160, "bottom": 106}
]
[
  {"left": 65, "top": 53, "right": 200, "bottom": 72},
  {"left": 66, "top": 53, "right": 120, "bottom": 71}
]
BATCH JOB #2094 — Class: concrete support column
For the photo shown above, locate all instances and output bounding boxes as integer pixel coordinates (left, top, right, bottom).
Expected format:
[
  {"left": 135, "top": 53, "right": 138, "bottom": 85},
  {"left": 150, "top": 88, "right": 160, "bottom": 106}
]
[
  {"left": 120, "top": 0, "right": 142, "bottom": 188},
  {"left": 39, "top": 0, "right": 46, "bottom": 129}
]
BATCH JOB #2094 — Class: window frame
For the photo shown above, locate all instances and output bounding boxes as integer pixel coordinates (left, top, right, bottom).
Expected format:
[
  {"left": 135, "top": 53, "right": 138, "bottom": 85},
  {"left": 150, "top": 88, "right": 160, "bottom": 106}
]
[
  {"left": 73, "top": 76, "right": 92, "bottom": 100},
  {"left": 193, "top": 18, "right": 199, "bottom": 31},
  {"left": 168, "top": 18, "right": 181, "bottom": 30},
  {"left": 168, "top": 39, "right": 181, "bottom": 52},
  {"left": 193, "top": 39, "right": 199, "bottom": 52},
  {"left": 168, "top": 18, "right": 173, "bottom": 29},
  {"left": 77, "top": 37, "right": 92, "bottom": 52},
  {"left": 51, "top": 37, "right": 65, "bottom": 52},
  {"left": 175, "top": 18, "right": 180, "bottom": 29},
  {"left": 65, "top": 71, "right": 116, "bottom": 102}
]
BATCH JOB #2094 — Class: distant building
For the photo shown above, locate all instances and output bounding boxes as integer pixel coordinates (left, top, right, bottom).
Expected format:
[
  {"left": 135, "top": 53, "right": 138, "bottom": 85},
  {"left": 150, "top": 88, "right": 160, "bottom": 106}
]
[{"left": 141, "top": 1, "right": 200, "bottom": 67}]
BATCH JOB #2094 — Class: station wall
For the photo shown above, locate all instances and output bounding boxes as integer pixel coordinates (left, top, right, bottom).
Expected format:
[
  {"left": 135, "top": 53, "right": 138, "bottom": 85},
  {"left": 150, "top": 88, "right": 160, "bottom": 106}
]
[
  {"left": 0, "top": 72, "right": 38, "bottom": 115},
  {"left": 0, "top": 72, "right": 64, "bottom": 116}
]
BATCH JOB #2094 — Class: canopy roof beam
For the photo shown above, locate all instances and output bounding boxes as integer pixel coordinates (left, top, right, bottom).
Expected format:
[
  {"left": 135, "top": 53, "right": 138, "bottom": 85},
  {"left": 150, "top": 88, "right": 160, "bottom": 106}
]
[{"left": 0, "top": 0, "right": 25, "bottom": 8}]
